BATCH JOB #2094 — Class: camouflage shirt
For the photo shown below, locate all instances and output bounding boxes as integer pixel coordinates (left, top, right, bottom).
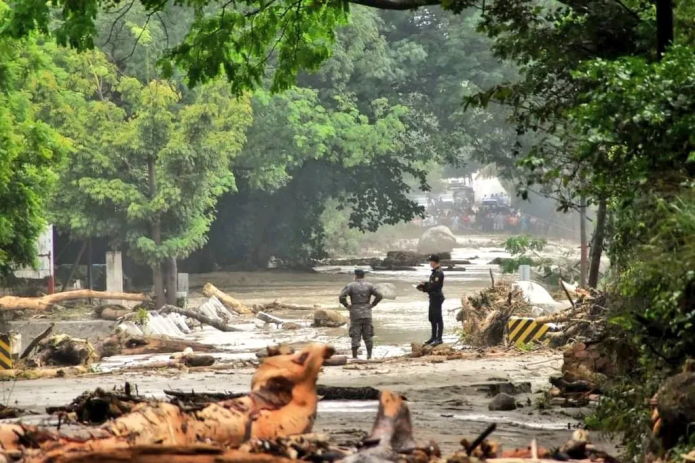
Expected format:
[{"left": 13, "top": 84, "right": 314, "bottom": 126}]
[{"left": 339, "top": 280, "right": 383, "bottom": 320}]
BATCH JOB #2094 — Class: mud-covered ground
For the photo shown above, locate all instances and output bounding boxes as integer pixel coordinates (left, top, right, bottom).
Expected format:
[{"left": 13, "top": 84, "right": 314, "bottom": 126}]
[
  {"left": 3, "top": 235, "right": 619, "bottom": 455},
  {"left": 4, "top": 353, "right": 611, "bottom": 455}
]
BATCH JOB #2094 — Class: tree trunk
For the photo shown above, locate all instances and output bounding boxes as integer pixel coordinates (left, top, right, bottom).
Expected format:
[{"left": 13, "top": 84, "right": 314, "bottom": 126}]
[
  {"left": 165, "top": 257, "right": 178, "bottom": 305},
  {"left": 61, "top": 241, "right": 87, "bottom": 292},
  {"left": 656, "top": 0, "right": 674, "bottom": 59},
  {"left": 588, "top": 199, "right": 607, "bottom": 288},
  {"left": 579, "top": 196, "right": 588, "bottom": 288},
  {"left": 0, "top": 290, "right": 148, "bottom": 311},
  {"left": 87, "top": 239, "right": 93, "bottom": 304},
  {"left": 159, "top": 305, "right": 242, "bottom": 332},
  {"left": 148, "top": 159, "right": 166, "bottom": 309}
]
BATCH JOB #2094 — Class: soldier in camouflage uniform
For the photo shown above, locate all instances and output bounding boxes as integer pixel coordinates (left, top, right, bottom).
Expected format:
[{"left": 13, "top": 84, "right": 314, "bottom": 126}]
[{"left": 339, "top": 269, "right": 383, "bottom": 359}]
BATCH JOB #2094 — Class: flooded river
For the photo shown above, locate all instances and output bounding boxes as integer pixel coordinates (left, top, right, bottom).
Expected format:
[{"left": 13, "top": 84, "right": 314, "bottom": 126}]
[{"left": 5, "top": 234, "right": 612, "bottom": 456}]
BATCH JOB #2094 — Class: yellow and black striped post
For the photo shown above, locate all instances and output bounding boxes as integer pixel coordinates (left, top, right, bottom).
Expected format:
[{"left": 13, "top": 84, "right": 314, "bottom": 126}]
[
  {"left": 0, "top": 334, "right": 13, "bottom": 370},
  {"left": 507, "top": 317, "right": 551, "bottom": 346}
]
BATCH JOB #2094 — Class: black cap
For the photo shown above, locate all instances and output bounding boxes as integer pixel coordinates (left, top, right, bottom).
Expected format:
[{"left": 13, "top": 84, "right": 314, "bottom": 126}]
[
  {"left": 354, "top": 269, "right": 366, "bottom": 278},
  {"left": 428, "top": 254, "right": 440, "bottom": 263}
]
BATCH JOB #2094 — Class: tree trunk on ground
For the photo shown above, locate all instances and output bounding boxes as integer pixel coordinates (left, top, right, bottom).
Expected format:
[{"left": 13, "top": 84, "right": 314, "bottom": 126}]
[
  {"left": 588, "top": 199, "right": 607, "bottom": 288},
  {"left": 165, "top": 258, "right": 178, "bottom": 305},
  {"left": 159, "top": 305, "right": 242, "bottom": 332},
  {"left": 0, "top": 290, "right": 148, "bottom": 311},
  {"left": 202, "top": 283, "right": 254, "bottom": 315}
]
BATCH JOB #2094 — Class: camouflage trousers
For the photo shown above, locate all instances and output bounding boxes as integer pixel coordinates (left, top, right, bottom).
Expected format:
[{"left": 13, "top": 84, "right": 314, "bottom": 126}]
[{"left": 349, "top": 319, "right": 374, "bottom": 350}]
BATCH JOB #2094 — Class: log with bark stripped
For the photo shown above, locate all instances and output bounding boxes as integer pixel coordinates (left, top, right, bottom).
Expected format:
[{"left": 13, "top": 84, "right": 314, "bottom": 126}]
[
  {"left": 0, "top": 344, "right": 335, "bottom": 462},
  {"left": 202, "top": 284, "right": 254, "bottom": 315},
  {"left": 159, "top": 305, "right": 242, "bottom": 332},
  {"left": 0, "top": 290, "right": 148, "bottom": 311}
]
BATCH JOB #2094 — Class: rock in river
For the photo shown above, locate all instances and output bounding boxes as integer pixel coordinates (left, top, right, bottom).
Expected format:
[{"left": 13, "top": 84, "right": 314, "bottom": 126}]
[
  {"left": 488, "top": 393, "right": 517, "bottom": 411},
  {"left": 417, "top": 226, "right": 457, "bottom": 254}
]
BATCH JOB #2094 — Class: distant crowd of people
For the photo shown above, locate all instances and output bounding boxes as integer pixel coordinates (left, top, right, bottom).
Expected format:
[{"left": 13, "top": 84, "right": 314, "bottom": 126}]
[{"left": 413, "top": 203, "right": 549, "bottom": 235}]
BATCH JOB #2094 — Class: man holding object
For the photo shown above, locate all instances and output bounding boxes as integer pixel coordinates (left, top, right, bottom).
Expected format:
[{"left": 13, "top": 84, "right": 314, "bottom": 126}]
[
  {"left": 417, "top": 254, "right": 445, "bottom": 346},
  {"left": 339, "top": 269, "right": 383, "bottom": 359}
]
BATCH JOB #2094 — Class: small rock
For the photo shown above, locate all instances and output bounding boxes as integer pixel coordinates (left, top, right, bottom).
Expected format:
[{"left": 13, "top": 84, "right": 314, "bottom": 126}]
[
  {"left": 282, "top": 322, "right": 301, "bottom": 330},
  {"left": 488, "top": 393, "right": 517, "bottom": 411}
]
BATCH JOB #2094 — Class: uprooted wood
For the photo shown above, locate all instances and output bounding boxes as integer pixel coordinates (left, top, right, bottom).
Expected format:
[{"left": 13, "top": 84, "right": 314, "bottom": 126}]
[
  {"left": 458, "top": 281, "right": 531, "bottom": 347},
  {"left": 0, "top": 290, "right": 148, "bottom": 311},
  {"left": 253, "top": 301, "right": 319, "bottom": 312},
  {"left": 24, "top": 335, "right": 98, "bottom": 368},
  {"left": 46, "top": 383, "right": 147, "bottom": 424},
  {"left": 95, "top": 334, "right": 220, "bottom": 358},
  {"left": 0, "top": 344, "right": 335, "bottom": 462},
  {"left": 159, "top": 305, "right": 242, "bottom": 332},
  {"left": 202, "top": 283, "right": 254, "bottom": 315},
  {"left": 163, "top": 385, "right": 380, "bottom": 405},
  {"left": 20, "top": 323, "right": 55, "bottom": 360}
]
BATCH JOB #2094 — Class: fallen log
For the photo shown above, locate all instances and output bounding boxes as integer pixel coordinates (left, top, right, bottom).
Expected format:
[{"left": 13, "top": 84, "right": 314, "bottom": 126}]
[
  {"left": 256, "top": 311, "right": 285, "bottom": 325},
  {"left": 20, "top": 323, "right": 54, "bottom": 360},
  {"left": 120, "top": 336, "right": 220, "bottom": 356},
  {"left": 0, "top": 366, "right": 89, "bottom": 380},
  {"left": 0, "top": 344, "right": 335, "bottom": 460},
  {"left": 30, "top": 446, "right": 295, "bottom": 463},
  {"left": 316, "top": 385, "right": 379, "bottom": 401},
  {"left": 0, "top": 290, "right": 148, "bottom": 311},
  {"left": 253, "top": 301, "right": 319, "bottom": 312},
  {"left": 160, "top": 305, "right": 242, "bottom": 332},
  {"left": 95, "top": 306, "right": 134, "bottom": 321},
  {"left": 202, "top": 283, "right": 254, "bottom": 315},
  {"left": 322, "top": 355, "right": 348, "bottom": 367}
]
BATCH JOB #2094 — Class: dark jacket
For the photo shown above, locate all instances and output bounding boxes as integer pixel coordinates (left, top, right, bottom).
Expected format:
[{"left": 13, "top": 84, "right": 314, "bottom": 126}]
[
  {"left": 422, "top": 266, "right": 445, "bottom": 299},
  {"left": 339, "top": 280, "right": 383, "bottom": 320}
]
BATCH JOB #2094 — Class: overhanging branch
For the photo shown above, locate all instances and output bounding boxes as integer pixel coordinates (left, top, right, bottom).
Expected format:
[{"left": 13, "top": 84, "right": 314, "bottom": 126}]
[{"left": 347, "top": 0, "right": 440, "bottom": 10}]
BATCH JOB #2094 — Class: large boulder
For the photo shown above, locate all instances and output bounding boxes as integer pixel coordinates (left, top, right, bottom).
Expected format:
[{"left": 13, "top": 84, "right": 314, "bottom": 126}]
[
  {"left": 313, "top": 309, "right": 347, "bottom": 327},
  {"left": 417, "top": 226, "right": 457, "bottom": 254}
]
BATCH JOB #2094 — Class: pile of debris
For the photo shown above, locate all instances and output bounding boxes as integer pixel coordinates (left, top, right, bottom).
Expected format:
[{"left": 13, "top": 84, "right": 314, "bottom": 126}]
[
  {"left": 541, "top": 288, "right": 609, "bottom": 348},
  {"left": 0, "top": 344, "right": 620, "bottom": 463},
  {"left": 457, "top": 279, "right": 534, "bottom": 347}
]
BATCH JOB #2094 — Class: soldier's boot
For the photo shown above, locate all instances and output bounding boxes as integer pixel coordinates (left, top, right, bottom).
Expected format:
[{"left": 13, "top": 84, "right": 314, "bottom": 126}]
[
  {"left": 424, "top": 324, "right": 436, "bottom": 345},
  {"left": 366, "top": 346, "right": 372, "bottom": 360},
  {"left": 352, "top": 347, "right": 359, "bottom": 359}
]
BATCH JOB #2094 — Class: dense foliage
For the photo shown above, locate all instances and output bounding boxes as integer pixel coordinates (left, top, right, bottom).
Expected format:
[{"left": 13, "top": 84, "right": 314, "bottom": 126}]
[{"left": 0, "top": 1, "right": 71, "bottom": 280}]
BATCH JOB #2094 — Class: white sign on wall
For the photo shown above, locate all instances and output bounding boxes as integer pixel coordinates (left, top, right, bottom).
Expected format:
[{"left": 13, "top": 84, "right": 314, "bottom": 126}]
[{"left": 14, "top": 225, "right": 54, "bottom": 279}]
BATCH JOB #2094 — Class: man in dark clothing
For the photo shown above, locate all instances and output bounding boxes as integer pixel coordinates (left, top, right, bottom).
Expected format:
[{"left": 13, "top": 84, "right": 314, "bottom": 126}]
[
  {"left": 417, "top": 254, "right": 445, "bottom": 346},
  {"left": 339, "top": 269, "right": 383, "bottom": 359}
]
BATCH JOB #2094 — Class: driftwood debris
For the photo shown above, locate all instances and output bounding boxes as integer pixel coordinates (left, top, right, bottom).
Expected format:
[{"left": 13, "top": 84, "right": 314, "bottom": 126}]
[
  {"left": 120, "top": 336, "right": 219, "bottom": 356},
  {"left": 94, "top": 306, "right": 134, "bottom": 321},
  {"left": 25, "top": 335, "right": 98, "bottom": 368},
  {"left": 20, "top": 323, "right": 55, "bottom": 360},
  {"left": 253, "top": 301, "right": 319, "bottom": 312},
  {"left": 0, "top": 344, "right": 335, "bottom": 461},
  {"left": 0, "top": 290, "right": 148, "bottom": 311},
  {"left": 202, "top": 283, "right": 254, "bottom": 315},
  {"left": 458, "top": 282, "right": 532, "bottom": 347},
  {"left": 160, "top": 305, "right": 242, "bottom": 332}
]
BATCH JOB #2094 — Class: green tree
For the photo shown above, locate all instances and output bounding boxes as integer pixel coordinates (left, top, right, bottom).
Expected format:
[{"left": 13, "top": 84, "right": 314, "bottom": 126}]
[
  {"left": 46, "top": 41, "right": 252, "bottom": 306},
  {"left": 0, "top": 1, "right": 72, "bottom": 280}
]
